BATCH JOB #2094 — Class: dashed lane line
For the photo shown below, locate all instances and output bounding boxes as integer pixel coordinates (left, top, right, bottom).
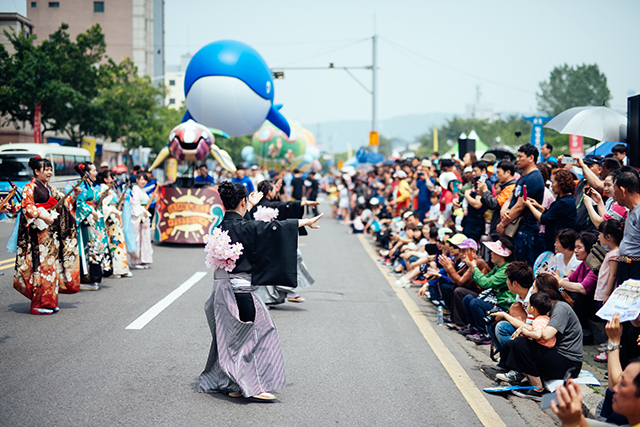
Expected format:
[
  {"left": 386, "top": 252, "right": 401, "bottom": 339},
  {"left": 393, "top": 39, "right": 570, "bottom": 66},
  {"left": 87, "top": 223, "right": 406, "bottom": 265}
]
[
  {"left": 125, "top": 271, "right": 208, "bottom": 330},
  {"left": 357, "top": 235, "right": 506, "bottom": 427}
]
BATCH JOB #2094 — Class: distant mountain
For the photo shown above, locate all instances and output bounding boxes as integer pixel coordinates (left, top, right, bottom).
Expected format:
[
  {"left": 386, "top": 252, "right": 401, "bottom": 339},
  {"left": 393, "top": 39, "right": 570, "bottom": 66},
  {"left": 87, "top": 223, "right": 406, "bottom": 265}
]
[{"left": 303, "top": 113, "right": 455, "bottom": 153}]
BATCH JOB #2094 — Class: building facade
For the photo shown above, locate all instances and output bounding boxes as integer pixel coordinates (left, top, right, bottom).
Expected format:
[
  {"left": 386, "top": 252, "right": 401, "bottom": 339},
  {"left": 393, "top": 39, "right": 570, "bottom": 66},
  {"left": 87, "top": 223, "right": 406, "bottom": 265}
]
[{"left": 27, "top": 0, "right": 163, "bottom": 80}]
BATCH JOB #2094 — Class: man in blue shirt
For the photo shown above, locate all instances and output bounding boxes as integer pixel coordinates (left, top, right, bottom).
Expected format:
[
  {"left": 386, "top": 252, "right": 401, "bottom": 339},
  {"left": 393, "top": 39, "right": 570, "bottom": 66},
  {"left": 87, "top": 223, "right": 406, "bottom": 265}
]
[
  {"left": 498, "top": 143, "right": 546, "bottom": 266},
  {"left": 194, "top": 164, "right": 215, "bottom": 184},
  {"left": 540, "top": 143, "right": 557, "bottom": 164},
  {"left": 231, "top": 165, "right": 254, "bottom": 192}
]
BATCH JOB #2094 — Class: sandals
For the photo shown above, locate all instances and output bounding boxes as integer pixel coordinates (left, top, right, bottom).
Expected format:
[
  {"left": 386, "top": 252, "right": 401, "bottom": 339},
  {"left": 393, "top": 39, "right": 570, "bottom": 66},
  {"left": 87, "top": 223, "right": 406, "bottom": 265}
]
[{"left": 594, "top": 351, "right": 608, "bottom": 363}]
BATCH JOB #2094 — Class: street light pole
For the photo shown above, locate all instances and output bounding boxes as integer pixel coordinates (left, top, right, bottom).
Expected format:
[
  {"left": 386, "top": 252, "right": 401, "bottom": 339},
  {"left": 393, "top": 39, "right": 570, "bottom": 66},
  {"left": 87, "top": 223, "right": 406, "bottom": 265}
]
[{"left": 371, "top": 33, "right": 378, "bottom": 153}]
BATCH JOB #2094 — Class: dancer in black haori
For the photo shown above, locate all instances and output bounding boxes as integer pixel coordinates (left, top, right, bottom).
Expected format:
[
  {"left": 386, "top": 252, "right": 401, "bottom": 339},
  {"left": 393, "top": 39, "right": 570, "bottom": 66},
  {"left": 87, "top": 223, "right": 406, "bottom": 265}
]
[
  {"left": 249, "top": 179, "right": 318, "bottom": 306},
  {"left": 199, "top": 181, "right": 322, "bottom": 401}
]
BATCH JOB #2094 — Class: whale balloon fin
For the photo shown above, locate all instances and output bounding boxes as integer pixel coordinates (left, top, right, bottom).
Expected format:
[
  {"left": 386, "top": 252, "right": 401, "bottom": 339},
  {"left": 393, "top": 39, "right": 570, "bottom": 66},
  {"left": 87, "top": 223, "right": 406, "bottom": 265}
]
[
  {"left": 267, "top": 105, "right": 291, "bottom": 137},
  {"left": 274, "top": 104, "right": 283, "bottom": 111},
  {"left": 209, "top": 128, "right": 230, "bottom": 139},
  {"left": 210, "top": 144, "right": 236, "bottom": 172},
  {"left": 148, "top": 146, "right": 171, "bottom": 171},
  {"left": 182, "top": 110, "right": 194, "bottom": 123}
]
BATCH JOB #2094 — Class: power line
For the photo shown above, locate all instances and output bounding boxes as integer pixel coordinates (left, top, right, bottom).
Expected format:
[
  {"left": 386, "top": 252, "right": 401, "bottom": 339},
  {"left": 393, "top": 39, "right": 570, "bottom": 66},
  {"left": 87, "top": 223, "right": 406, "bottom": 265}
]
[
  {"left": 271, "top": 38, "right": 370, "bottom": 68},
  {"left": 380, "top": 36, "right": 536, "bottom": 96}
]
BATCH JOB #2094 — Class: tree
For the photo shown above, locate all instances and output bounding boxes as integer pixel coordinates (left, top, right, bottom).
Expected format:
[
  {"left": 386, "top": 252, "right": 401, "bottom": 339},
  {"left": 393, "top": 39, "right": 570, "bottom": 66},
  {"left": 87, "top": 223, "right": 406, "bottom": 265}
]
[
  {"left": 0, "top": 23, "right": 107, "bottom": 144},
  {"left": 95, "top": 58, "right": 164, "bottom": 165},
  {"left": 537, "top": 64, "right": 611, "bottom": 117}
]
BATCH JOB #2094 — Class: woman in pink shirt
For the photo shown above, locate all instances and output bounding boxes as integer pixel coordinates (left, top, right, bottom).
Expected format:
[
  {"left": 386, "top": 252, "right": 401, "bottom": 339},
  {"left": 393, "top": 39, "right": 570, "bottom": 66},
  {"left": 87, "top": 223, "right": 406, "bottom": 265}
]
[{"left": 555, "top": 232, "right": 598, "bottom": 342}]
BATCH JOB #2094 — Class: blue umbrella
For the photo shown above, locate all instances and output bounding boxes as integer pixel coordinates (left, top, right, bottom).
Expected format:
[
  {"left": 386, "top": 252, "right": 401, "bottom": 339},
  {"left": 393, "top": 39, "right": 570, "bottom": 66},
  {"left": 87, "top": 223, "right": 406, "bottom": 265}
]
[{"left": 586, "top": 141, "right": 626, "bottom": 157}]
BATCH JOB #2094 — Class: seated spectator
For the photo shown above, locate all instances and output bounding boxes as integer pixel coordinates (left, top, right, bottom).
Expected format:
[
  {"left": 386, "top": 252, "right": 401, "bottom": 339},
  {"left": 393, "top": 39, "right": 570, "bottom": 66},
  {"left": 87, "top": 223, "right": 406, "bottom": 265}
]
[
  {"left": 512, "top": 292, "right": 557, "bottom": 348},
  {"left": 485, "top": 261, "right": 535, "bottom": 355},
  {"left": 524, "top": 168, "right": 577, "bottom": 252},
  {"left": 497, "top": 273, "right": 582, "bottom": 401},
  {"left": 554, "top": 229, "right": 581, "bottom": 278},
  {"left": 460, "top": 237, "right": 516, "bottom": 345},
  {"left": 556, "top": 231, "right": 599, "bottom": 342}
]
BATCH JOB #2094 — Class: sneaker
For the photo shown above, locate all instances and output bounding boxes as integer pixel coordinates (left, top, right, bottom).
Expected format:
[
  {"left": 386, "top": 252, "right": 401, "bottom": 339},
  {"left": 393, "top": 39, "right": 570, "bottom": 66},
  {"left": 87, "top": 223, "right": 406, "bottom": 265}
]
[
  {"left": 379, "top": 249, "right": 389, "bottom": 257},
  {"left": 594, "top": 351, "right": 608, "bottom": 363},
  {"left": 511, "top": 388, "right": 545, "bottom": 402},
  {"left": 80, "top": 283, "right": 100, "bottom": 291},
  {"left": 467, "top": 333, "right": 492, "bottom": 345},
  {"left": 394, "top": 278, "right": 410, "bottom": 288},
  {"left": 446, "top": 323, "right": 462, "bottom": 331},
  {"left": 480, "top": 364, "right": 507, "bottom": 380},
  {"left": 496, "top": 370, "right": 525, "bottom": 383},
  {"left": 388, "top": 270, "right": 402, "bottom": 276},
  {"left": 458, "top": 326, "right": 476, "bottom": 336},
  {"left": 122, "top": 272, "right": 133, "bottom": 278}
]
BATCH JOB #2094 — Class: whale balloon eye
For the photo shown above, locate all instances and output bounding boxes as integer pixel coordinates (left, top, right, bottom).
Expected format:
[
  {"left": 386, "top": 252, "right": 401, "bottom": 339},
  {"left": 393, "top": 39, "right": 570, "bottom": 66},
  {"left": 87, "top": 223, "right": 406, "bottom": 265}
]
[{"left": 266, "top": 81, "right": 271, "bottom": 94}]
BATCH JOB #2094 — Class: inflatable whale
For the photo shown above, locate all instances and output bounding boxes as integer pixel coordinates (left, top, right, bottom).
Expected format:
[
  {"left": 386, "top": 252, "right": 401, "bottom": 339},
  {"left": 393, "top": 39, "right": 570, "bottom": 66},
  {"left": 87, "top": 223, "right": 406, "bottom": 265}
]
[{"left": 183, "top": 40, "right": 290, "bottom": 138}]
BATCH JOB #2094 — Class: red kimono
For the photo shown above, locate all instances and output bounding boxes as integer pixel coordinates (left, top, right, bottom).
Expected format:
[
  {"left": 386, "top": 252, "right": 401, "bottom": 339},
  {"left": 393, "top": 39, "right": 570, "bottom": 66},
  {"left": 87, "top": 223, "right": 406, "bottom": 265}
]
[{"left": 13, "top": 179, "right": 81, "bottom": 310}]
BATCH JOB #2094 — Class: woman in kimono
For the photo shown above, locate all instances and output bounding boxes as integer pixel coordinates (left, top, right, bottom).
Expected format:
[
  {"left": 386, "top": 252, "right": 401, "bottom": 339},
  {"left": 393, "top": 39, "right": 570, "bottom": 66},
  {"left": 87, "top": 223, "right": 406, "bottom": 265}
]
[
  {"left": 199, "top": 181, "right": 322, "bottom": 401},
  {"left": 13, "top": 156, "right": 81, "bottom": 315},
  {"left": 250, "top": 179, "right": 318, "bottom": 305},
  {"left": 129, "top": 172, "right": 154, "bottom": 269},
  {"left": 97, "top": 170, "right": 132, "bottom": 278},
  {"left": 74, "top": 162, "right": 112, "bottom": 290}
]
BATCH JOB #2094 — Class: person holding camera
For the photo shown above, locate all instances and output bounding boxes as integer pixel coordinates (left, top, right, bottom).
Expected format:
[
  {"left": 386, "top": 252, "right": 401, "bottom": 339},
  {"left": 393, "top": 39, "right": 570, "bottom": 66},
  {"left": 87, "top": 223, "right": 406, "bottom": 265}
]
[{"left": 460, "top": 238, "right": 516, "bottom": 345}]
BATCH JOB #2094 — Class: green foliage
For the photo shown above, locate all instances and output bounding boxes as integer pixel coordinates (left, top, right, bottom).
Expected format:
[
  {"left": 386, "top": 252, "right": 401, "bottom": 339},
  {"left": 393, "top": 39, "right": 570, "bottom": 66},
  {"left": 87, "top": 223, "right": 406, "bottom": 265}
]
[
  {"left": 216, "top": 135, "right": 251, "bottom": 165},
  {"left": 537, "top": 64, "right": 611, "bottom": 116},
  {"left": 415, "top": 115, "right": 533, "bottom": 157},
  {"left": 0, "top": 23, "right": 107, "bottom": 144}
]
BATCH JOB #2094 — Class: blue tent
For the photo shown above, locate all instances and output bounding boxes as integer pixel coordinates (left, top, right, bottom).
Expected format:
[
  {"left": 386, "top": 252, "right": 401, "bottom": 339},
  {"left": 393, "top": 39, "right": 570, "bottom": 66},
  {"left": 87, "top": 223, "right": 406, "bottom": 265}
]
[
  {"left": 355, "top": 147, "right": 385, "bottom": 164},
  {"left": 586, "top": 141, "right": 626, "bottom": 157}
]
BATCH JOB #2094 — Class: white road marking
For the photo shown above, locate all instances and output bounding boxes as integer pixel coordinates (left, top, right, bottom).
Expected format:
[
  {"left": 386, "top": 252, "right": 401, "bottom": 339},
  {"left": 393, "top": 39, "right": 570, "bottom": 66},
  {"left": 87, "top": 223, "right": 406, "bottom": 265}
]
[{"left": 125, "top": 271, "right": 208, "bottom": 330}]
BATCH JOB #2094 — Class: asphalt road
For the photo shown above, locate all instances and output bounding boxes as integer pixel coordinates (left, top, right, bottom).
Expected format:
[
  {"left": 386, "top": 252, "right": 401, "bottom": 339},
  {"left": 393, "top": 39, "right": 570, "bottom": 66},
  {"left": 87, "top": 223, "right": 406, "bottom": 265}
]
[{"left": 0, "top": 207, "right": 560, "bottom": 426}]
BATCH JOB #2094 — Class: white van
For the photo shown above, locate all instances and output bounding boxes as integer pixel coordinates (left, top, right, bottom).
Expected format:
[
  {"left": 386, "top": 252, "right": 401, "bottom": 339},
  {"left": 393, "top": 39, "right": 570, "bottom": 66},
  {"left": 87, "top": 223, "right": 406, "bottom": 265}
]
[{"left": 0, "top": 143, "right": 92, "bottom": 197}]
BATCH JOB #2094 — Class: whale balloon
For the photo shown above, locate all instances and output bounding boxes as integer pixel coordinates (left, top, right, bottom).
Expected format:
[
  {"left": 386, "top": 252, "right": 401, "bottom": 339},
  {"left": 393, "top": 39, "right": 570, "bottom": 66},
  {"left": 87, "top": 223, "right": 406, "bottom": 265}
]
[{"left": 183, "top": 40, "right": 290, "bottom": 138}]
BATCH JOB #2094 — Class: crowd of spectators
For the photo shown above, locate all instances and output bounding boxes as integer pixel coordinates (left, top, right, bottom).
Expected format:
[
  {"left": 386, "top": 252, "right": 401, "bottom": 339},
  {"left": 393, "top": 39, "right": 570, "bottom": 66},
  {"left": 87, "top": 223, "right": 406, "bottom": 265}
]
[{"left": 325, "top": 142, "right": 640, "bottom": 422}]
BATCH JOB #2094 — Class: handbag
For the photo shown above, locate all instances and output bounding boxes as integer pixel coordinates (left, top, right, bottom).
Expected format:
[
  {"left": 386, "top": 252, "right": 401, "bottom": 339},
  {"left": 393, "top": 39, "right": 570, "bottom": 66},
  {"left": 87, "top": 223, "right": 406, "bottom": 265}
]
[
  {"left": 478, "top": 288, "right": 498, "bottom": 306},
  {"left": 503, "top": 215, "right": 523, "bottom": 238},
  {"left": 585, "top": 242, "right": 607, "bottom": 275}
]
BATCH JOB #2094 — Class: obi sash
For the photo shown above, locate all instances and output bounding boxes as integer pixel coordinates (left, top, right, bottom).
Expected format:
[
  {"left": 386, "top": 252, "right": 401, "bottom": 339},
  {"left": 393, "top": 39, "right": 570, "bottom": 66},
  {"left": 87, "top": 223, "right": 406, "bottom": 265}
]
[{"left": 36, "top": 196, "right": 57, "bottom": 210}]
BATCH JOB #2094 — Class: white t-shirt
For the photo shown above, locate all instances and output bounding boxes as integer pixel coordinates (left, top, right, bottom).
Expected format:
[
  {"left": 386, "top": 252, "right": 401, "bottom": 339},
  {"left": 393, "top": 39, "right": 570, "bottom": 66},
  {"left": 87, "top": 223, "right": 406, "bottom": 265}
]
[{"left": 556, "top": 253, "right": 580, "bottom": 278}]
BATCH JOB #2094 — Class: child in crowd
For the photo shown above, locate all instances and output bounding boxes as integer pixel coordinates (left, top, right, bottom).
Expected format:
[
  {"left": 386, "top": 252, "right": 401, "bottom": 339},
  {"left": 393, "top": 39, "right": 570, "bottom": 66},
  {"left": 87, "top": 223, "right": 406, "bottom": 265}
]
[
  {"left": 424, "top": 193, "right": 442, "bottom": 226},
  {"left": 512, "top": 292, "right": 556, "bottom": 348}
]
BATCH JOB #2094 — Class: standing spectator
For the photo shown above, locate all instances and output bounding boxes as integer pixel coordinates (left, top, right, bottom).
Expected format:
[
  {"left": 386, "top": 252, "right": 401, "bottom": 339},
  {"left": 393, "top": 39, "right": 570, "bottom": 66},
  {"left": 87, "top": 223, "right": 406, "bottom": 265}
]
[
  {"left": 231, "top": 165, "right": 255, "bottom": 193},
  {"left": 416, "top": 168, "right": 436, "bottom": 222},
  {"left": 583, "top": 170, "right": 629, "bottom": 228},
  {"left": 524, "top": 169, "right": 577, "bottom": 252},
  {"left": 612, "top": 143, "right": 628, "bottom": 165},
  {"left": 497, "top": 144, "right": 546, "bottom": 266},
  {"left": 461, "top": 160, "right": 491, "bottom": 241},
  {"left": 290, "top": 169, "right": 304, "bottom": 200},
  {"left": 392, "top": 170, "right": 411, "bottom": 217},
  {"left": 195, "top": 164, "right": 215, "bottom": 184},
  {"left": 479, "top": 160, "right": 516, "bottom": 240},
  {"left": 304, "top": 173, "right": 320, "bottom": 216},
  {"left": 615, "top": 170, "right": 640, "bottom": 284},
  {"left": 540, "top": 143, "right": 557, "bottom": 164}
]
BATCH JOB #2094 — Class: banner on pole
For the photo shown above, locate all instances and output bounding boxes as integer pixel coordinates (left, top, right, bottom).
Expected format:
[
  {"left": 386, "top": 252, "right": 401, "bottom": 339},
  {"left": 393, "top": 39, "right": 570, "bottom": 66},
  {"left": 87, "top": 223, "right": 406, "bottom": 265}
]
[
  {"left": 523, "top": 116, "right": 552, "bottom": 157},
  {"left": 33, "top": 103, "right": 42, "bottom": 144},
  {"left": 369, "top": 131, "right": 379, "bottom": 146},
  {"left": 81, "top": 137, "right": 96, "bottom": 162},
  {"left": 155, "top": 186, "right": 224, "bottom": 244},
  {"left": 569, "top": 135, "right": 584, "bottom": 158}
]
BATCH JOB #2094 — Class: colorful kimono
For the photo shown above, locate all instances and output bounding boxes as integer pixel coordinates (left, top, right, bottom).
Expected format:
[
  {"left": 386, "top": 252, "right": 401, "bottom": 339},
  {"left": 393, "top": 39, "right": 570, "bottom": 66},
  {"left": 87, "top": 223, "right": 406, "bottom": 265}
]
[
  {"left": 76, "top": 181, "right": 112, "bottom": 282},
  {"left": 199, "top": 211, "right": 299, "bottom": 397},
  {"left": 129, "top": 185, "right": 153, "bottom": 266},
  {"left": 99, "top": 184, "right": 130, "bottom": 276},
  {"left": 13, "top": 179, "right": 80, "bottom": 310}
]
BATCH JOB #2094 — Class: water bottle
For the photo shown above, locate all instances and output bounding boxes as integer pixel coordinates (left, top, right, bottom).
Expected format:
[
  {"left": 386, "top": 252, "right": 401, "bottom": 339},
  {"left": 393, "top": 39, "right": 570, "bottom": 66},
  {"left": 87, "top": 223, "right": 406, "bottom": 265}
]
[{"left": 437, "top": 305, "right": 444, "bottom": 326}]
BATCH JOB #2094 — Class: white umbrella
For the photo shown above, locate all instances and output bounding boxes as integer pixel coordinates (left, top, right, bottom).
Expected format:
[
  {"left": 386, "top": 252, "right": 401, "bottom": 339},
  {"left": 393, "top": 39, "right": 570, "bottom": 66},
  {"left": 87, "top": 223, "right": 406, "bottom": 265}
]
[{"left": 544, "top": 106, "right": 627, "bottom": 142}]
